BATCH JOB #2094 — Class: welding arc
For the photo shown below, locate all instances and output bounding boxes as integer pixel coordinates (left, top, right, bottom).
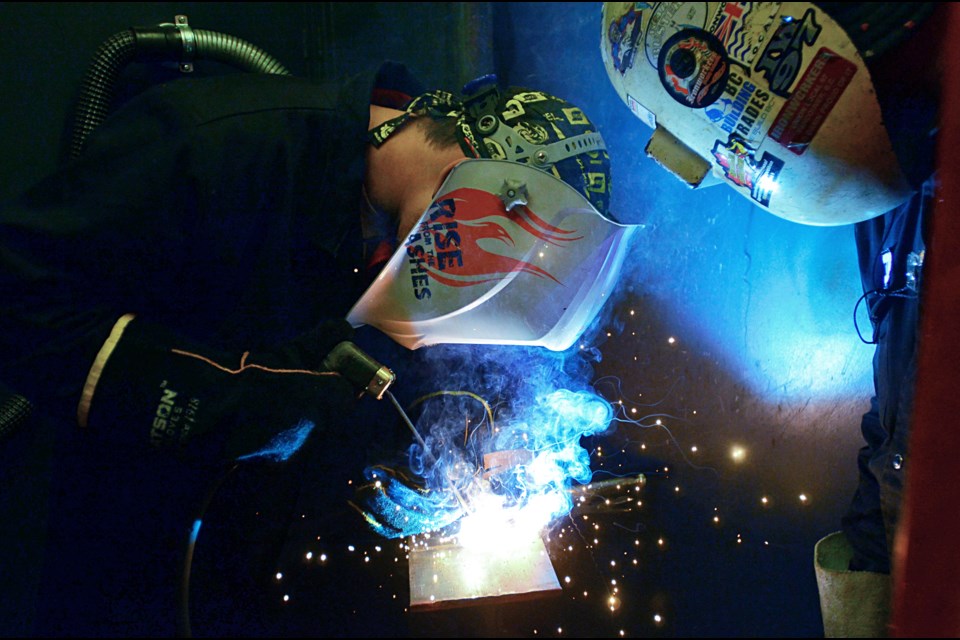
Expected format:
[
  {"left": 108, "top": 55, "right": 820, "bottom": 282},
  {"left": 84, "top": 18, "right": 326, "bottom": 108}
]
[{"left": 385, "top": 390, "right": 472, "bottom": 514}]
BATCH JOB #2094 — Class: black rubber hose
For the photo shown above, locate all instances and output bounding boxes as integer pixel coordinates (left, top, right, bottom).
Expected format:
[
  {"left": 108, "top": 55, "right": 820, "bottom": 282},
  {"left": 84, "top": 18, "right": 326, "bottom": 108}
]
[
  {"left": 0, "top": 387, "right": 33, "bottom": 442},
  {"left": 66, "top": 24, "right": 292, "bottom": 161},
  {"left": 67, "top": 29, "right": 137, "bottom": 162}
]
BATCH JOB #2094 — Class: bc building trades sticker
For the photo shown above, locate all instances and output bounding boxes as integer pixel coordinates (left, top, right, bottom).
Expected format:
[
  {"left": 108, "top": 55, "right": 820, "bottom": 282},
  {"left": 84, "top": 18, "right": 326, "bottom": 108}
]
[
  {"left": 767, "top": 47, "right": 857, "bottom": 155},
  {"left": 704, "top": 68, "right": 776, "bottom": 145},
  {"left": 711, "top": 134, "right": 784, "bottom": 207},
  {"left": 657, "top": 28, "right": 730, "bottom": 108}
]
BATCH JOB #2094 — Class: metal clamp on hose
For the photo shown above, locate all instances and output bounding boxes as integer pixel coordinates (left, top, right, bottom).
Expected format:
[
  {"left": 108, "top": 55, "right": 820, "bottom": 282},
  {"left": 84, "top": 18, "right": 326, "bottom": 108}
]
[
  {"left": 173, "top": 15, "right": 195, "bottom": 72},
  {"left": 131, "top": 14, "right": 195, "bottom": 72}
]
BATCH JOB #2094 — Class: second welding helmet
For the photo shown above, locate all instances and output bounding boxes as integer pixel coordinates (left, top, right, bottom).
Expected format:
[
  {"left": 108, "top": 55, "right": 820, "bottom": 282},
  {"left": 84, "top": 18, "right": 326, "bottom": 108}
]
[{"left": 599, "top": 1, "right": 935, "bottom": 226}]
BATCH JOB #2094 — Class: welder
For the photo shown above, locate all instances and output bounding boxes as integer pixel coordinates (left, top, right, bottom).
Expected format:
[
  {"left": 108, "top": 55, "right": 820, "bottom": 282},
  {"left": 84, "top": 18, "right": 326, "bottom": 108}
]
[{"left": 0, "top": 20, "right": 615, "bottom": 636}]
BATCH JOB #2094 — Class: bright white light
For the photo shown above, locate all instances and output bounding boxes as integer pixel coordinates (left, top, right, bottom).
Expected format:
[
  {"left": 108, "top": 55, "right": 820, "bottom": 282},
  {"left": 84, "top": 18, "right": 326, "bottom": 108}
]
[
  {"left": 456, "top": 492, "right": 563, "bottom": 553},
  {"left": 756, "top": 172, "right": 780, "bottom": 196}
]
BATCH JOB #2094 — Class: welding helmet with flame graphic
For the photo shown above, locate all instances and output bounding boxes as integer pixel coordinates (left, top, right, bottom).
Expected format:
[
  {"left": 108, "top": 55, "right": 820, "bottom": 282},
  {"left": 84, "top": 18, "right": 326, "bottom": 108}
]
[{"left": 347, "top": 159, "right": 639, "bottom": 350}]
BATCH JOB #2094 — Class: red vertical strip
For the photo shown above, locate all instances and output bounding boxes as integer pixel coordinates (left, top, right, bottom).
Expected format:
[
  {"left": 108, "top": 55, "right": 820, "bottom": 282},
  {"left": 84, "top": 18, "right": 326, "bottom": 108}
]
[{"left": 890, "top": 3, "right": 960, "bottom": 636}]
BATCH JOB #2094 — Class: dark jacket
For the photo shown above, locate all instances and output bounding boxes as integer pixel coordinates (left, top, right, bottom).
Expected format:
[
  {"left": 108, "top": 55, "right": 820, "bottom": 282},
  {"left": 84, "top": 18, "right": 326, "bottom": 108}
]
[{"left": 0, "top": 65, "right": 417, "bottom": 636}]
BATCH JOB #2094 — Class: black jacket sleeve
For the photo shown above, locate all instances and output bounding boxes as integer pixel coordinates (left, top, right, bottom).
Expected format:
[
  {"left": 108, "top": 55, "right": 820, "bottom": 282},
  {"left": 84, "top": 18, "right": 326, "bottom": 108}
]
[{"left": 0, "top": 73, "right": 371, "bottom": 424}]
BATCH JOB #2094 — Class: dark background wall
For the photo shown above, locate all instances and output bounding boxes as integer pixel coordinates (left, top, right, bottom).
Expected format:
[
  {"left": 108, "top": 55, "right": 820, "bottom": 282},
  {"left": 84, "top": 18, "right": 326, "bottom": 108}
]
[
  {"left": 2, "top": 2, "right": 495, "bottom": 202},
  {"left": 2, "top": 3, "right": 888, "bottom": 636}
]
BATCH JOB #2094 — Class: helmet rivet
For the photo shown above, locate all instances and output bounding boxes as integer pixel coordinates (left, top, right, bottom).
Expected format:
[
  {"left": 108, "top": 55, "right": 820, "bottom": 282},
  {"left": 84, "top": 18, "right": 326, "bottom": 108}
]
[
  {"left": 535, "top": 150, "right": 548, "bottom": 164},
  {"left": 477, "top": 114, "right": 499, "bottom": 134}
]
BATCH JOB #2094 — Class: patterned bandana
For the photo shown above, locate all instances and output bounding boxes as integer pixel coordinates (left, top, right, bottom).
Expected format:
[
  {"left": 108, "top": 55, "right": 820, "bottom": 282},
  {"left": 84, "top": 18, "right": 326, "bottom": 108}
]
[{"left": 368, "top": 77, "right": 612, "bottom": 216}]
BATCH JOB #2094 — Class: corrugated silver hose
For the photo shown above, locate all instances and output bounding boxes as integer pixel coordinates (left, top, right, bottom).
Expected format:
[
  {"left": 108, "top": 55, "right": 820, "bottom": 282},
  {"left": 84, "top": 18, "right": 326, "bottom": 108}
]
[
  {"left": 66, "top": 29, "right": 138, "bottom": 162},
  {"left": 66, "top": 15, "right": 291, "bottom": 161},
  {"left": 193, "top": 29, "right": 291, "bottom": 75}
]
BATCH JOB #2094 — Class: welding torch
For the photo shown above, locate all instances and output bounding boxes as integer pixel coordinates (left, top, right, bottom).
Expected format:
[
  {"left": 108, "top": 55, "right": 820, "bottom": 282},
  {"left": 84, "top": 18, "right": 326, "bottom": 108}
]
[{"left": 322, "top": 341, "right": 472, "bottom": 514}]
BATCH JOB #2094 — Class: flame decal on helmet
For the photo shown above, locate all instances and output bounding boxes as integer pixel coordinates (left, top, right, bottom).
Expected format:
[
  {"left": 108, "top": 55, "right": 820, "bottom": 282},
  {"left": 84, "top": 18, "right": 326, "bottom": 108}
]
[{"left": 405, "top": 187, "right": 582, "bottom": 289}]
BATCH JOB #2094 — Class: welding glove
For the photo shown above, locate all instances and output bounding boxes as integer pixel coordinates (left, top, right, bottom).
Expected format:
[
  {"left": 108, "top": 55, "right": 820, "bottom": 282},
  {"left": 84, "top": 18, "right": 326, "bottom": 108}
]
[
  {"left": 351, "top": 464, "right": 465, "bottom": 538},
  {"left": 79, "top": 314, "right": 358, "bottom": 465}
]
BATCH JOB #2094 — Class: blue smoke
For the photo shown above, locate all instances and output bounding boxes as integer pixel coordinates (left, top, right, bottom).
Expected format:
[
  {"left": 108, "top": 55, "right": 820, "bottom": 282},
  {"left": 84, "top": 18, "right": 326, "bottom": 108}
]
[
  {"left": 353, "top": 340, "right": 616, "bottom": 540},
  {"left": 237, "top": 419, "right": 314, "bottom": 463}
]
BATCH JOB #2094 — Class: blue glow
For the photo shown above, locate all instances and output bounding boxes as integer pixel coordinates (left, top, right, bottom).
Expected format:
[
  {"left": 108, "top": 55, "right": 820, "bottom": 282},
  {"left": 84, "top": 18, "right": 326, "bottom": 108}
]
[
  {"left": 494, "top": 2, "right": 875, "bottom": 407},
  {"left": 614, "top": 203, "right": 874, "bottom": 402},
  {"left": 189, "top": 519, "right": 202, "bottom": 545},
  {"left": 237, "top": 419, "right": 315, "bottom": 462},
  {"left": 356, "top": 344, "right": 615, "bottom": 540},
  {"left": 353, "top": 466, "right": 464, "bottom": 538}
]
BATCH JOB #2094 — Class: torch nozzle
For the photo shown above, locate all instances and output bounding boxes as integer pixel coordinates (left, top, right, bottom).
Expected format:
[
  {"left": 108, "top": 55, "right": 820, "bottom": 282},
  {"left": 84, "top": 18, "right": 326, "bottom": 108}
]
[{"left": 322, "top": 341, "right": 395, "bottom": 399}]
